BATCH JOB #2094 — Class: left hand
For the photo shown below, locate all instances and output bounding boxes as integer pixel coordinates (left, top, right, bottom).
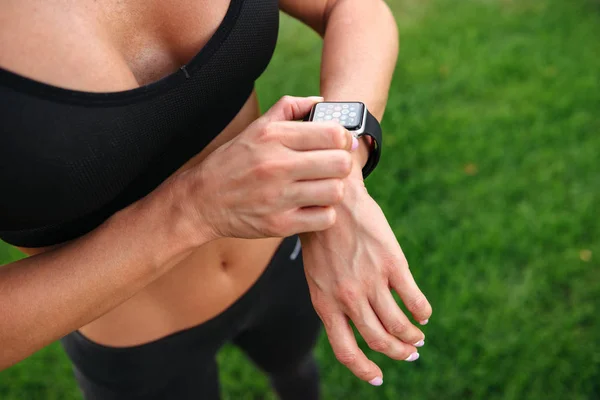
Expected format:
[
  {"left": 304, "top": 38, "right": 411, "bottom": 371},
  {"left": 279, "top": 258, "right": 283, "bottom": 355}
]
[{"left": 300, "top": 167, "right": 432, "bottom": 384}]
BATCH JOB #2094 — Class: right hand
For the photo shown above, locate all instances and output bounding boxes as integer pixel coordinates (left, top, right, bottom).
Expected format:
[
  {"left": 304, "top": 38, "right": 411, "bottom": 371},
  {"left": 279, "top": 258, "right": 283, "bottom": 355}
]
[{"left": 170, "top": 96, "right": 356, "bottom": 241}]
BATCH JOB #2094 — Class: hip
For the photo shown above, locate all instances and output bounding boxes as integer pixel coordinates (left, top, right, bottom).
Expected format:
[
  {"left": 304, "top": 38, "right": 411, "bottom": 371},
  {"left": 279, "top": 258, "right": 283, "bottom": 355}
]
[{"left": 62, "top": 235, "right": 316, "bottom": 393}]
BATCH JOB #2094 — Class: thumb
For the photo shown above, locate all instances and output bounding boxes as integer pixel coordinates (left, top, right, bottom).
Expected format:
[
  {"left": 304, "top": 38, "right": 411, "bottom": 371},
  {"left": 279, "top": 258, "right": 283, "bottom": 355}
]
[{"left": 262, "top": 95, "right": 323, "bottom": 122}]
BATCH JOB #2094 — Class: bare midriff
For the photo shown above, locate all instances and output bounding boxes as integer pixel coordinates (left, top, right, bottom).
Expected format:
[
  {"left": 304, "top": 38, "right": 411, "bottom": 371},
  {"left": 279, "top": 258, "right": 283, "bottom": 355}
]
[{"left": 9, "top": 0, "right": 285, "bottom": 347}]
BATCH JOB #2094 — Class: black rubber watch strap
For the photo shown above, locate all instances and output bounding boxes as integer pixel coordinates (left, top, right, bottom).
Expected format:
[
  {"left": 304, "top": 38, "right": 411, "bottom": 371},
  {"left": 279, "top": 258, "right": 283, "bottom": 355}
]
[
  {"left": 302, "top": 104, "right": 382, "bottom": 179},
  {"left": 359, "top": 110, "right": 382, "bottom": 179}
]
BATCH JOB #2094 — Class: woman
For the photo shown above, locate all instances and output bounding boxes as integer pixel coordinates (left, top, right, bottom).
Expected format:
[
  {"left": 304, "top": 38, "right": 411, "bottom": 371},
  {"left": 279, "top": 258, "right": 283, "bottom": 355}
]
[{"left": 0, "top": 0, "right": 432, "bottom": 398}]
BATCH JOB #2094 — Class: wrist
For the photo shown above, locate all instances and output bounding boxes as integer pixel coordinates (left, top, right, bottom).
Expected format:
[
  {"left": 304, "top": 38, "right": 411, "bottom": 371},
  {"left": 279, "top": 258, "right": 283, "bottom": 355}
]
[
  {"left": 349, "top": 145, "right": 370, "bottom": 183},
  {"left": 335, "top": 168, "right": 369, "bottom": 223},
  {"left": 320, "top": 96, "right": 373, "bottom": 170},
  {"left": 352, "top": 136, "right": 373, "bottom": 170}
]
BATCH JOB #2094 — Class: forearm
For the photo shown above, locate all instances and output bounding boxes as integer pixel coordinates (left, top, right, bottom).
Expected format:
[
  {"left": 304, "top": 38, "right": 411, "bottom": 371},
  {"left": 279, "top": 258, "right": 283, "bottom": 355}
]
[
  {"left": 0, "top": 190, "right": 200, "bottom": 370},
  {"left": 320, "top": 0, "right": 399, "bottom": 166}
]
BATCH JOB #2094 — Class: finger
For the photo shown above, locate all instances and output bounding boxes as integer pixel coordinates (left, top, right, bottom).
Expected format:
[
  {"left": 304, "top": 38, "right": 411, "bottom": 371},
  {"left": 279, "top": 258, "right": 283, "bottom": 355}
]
[
  {"left": 370, "top": 288, "right": 425, "bottom": 347},
  {"left": 348, "top": 301, "right": 418, "bottom": 362},
  {"left": 287, "top": 179, "right": 345, "bottom": 207},
  {"left": 320, "top": 311, "right": 384, "bottom": 384},
  {"left": 277, "top": 121, "right": 354, "bottom": 151},
  {"left": 263, "top": 95, "right": 323, "bottom": 122},
  {"left": 289, "top": 149, "right": 352, "bottom": 180},
  {"left": 388, "top": 254, "right": 433, "bottom": 325},
  {"left": 289, "top": 206, "right": 337, "bottom": 234}
]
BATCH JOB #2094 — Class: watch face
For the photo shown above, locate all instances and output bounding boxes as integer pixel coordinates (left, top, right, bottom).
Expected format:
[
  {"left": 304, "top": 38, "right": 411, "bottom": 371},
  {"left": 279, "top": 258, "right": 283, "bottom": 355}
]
[{"left": 310, "top": 102, "right": 365, "bottom": 131}]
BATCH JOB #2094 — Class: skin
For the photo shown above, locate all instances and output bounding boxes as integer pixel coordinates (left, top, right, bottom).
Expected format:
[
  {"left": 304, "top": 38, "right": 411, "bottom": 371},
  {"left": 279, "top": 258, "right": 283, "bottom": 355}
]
[{"left": 0, "top": 0, "right": 432, "bottom": 385}]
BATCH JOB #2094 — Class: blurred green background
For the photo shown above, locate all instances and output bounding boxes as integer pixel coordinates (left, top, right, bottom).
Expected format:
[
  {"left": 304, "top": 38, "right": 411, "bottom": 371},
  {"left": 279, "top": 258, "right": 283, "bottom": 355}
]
[{"left": 1, "top": 0, "right": 599, "bottom": 398}]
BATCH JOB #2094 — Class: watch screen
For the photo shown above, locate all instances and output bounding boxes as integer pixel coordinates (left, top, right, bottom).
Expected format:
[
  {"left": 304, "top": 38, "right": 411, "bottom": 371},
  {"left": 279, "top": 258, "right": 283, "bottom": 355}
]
[{"left": 311, "top": 102, "right": 365, "bottom": 130}]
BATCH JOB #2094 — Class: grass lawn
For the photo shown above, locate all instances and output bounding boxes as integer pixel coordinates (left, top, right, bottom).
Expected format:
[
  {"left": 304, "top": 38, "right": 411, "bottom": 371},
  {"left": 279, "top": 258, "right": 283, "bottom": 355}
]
[{"left": 1, "top": 0, "right": 599, "bottom": 398}]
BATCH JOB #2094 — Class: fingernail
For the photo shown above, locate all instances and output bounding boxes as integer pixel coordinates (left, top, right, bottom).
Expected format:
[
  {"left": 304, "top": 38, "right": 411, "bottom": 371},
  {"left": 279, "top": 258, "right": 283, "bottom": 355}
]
[
  {"left": 414, "top": 340, "right": 425, "bottom": 347},
  {"left": 351, "top": 136, "right": 359, "bottom": 151},
  {"left": 308, "top": 96, "right": 324, "bottom": 101},
  {"left": 419, "top": 319, "right": 429, "bottom": 325},
  {"left": 405, "top": 352, "right": 420, "bottom": 362},
  {"left": 368, "top": 377, "right": 383, "bottom": 386}
]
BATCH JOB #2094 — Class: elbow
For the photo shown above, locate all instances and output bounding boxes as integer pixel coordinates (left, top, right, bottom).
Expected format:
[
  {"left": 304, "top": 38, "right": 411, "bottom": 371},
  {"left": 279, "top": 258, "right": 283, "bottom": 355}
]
[
  {"left": 377, "top": 0, "right": 400, "bottom": 57},
  {"left": 0, "top": 333, "right": 15, "bottom": 372},
  {"left": 322, "top": 0, "right": 400, "bottom": 48},
  {"left": 0, "top": 347, "right": 16, "bottom": 372},
  {"left": 0, "top": 317, "right": 22, "bottom": 371}
]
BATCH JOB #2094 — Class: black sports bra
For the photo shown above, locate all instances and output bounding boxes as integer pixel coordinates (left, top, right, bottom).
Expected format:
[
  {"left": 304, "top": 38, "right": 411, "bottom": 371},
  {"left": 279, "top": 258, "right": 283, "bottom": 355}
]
[{"left": 0, "top": 0, "right": 279, "bottom": 247}]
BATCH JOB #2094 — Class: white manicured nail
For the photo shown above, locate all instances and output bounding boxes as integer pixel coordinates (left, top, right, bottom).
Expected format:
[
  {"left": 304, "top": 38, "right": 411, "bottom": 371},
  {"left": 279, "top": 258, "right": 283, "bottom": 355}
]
[{"left": 369, "top": 377, "right": 383, "bottom": 386}]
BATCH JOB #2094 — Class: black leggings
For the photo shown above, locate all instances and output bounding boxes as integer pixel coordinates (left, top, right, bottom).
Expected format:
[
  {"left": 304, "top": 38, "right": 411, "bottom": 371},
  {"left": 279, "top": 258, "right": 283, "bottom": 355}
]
[{"left": 61, "top": 236, "right": 322, "bottom": 400}]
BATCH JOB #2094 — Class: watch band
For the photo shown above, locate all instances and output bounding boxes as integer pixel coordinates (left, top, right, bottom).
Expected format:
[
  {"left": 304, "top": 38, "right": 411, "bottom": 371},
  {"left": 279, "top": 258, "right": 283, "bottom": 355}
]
[
  {"left": 302, "top": 103, "right": 382, "bottom": 179},
  {"left": 358, "top": 110, "right": 382, "bottom": 179}
]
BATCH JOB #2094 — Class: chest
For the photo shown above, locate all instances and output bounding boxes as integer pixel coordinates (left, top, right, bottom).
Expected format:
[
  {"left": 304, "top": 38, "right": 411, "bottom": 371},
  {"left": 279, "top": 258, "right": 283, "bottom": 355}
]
[
  {"left": 0, "top": 0, "right": 280, "bottom": 242},
  {"left": 98, "top": 0, "right": 233, "bottom": 85}
]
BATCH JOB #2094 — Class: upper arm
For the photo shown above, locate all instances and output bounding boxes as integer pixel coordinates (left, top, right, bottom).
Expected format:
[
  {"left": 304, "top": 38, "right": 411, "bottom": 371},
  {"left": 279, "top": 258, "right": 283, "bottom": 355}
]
[{"left": 279, "top": 0, "right": 337, "bottom": 36}]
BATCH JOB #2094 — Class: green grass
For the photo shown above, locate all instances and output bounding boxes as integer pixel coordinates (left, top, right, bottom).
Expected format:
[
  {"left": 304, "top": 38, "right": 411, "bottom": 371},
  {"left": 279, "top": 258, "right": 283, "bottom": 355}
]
[{"left": 1, "top": 0, "right": 599, "bottom": 398}]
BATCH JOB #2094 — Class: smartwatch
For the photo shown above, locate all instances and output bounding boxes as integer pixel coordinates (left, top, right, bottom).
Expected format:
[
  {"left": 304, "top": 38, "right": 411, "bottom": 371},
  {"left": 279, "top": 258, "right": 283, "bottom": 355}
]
[{"left": 306, "top": 101, "right": 382, "bottom": 179}]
